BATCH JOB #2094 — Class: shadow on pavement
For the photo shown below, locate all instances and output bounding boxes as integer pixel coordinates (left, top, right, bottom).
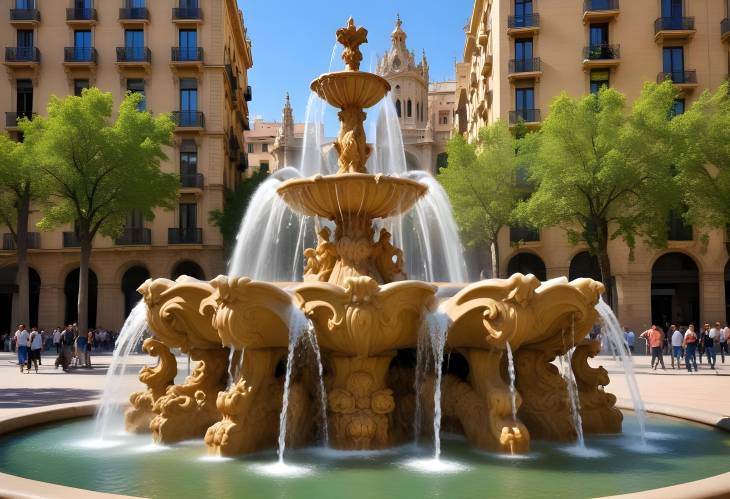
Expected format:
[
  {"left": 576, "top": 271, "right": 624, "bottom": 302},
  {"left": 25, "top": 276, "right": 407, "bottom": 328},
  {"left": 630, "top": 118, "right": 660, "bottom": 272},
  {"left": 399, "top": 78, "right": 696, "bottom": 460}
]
[{"left": 0, "top": 388, "right": 101, "bottom": 408}]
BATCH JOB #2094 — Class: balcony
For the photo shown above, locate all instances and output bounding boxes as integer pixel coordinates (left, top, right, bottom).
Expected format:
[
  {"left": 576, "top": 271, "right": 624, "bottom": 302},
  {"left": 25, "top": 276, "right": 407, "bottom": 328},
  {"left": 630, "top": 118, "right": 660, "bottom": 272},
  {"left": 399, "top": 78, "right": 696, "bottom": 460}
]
[
  {"left": 507, "top": 13, "right": 540, "bottom": 36},
  {"left": 244, "top": 85, "right": 252, "bottom": 102},
  {"left": 170, "top": 47, "right": 204, "bottom": 71},
  {"left": 583, "top": 0, "right": 619, "bottom": 23},
  {"left": 509, "top": 109, "right": 541, "bottom": 126},
  {"left": 4, "top": 47, "right": 40, "bottom": 70},
  {"left": 172, "top": 111, "right": 205, "bottom": 130},
  {"left": 168, "top": 228, "right": 202, "bottom": 245},
  {"left": 9, "top": 8, "right": 40, "bottom": 26},
  {"left": 66, "top": 7, "right": 97, "bottom": 25},
  {"left": 180, "top": 172, "right": 204, "bottom": 189},
  {"left": 172, "top": 7, "right": 202, "bottom": 23},
  {"left": 657, "top": 70, "right": 698, "bottom": 91},
  {"left": 480, "top": 54, "right": 493, "bottom": 76},
  {"left": 5, "top": 112, "right": 33, "bottom": 130},
  {"left": 3, "top": 232, "right": 40, "bottom": 250},
  {"left": 63, "top": 232, "right": 80, "bottom": 248},
  {"left": 237, "top": 152, "right": 249, "bottom": 172},
  {"left": 115, "top": 228, "right": 151, "bottom": 246},
  {"left": 119, "top": 7, "right": 149, "bottom": 23},
  {"left": 63, "top": 47, "right": 97, "bottom": 68},
  {"left": 225, "top": 64, "right": 238, "bottom": 97},
  {"left": 508, "top": 58, "right": 542, "bottom": 80},
  {"left": 115, "top": 46, "right": 151, "bottom": 73},
  {"left": 510, "top": 226, "right": 540, "bottom": 244},
  {"left": 722, "top": 18, "right": 730, "bottom": 43},
  {"left": 582, "top": 44, "right": 621, "bottom": 69},
  {"left": 654, "top": 17, "right": 695, "bottom": 42}
]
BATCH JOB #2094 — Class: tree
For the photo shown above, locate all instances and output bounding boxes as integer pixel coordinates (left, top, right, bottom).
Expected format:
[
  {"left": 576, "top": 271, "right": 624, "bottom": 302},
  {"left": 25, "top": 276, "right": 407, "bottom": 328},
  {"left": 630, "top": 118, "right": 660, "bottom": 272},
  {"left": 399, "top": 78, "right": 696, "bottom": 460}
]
[
  {"left": 515, "top": 82, "right": 679, "bottom": 303},
  {"left": 671, "top": 81, "right": 730, "bottom": 230},
  {"left": 24, "top": 88, "right": 178, "bottom": 334},
  {"left": 0, "top": 133, "right": 47, "bottom": 327},
  {"left": 438, "top": 121, "right": 522, "bottom": 278},
  {"left": 209, "top": 168, "right": 269, "bottom": 254}
]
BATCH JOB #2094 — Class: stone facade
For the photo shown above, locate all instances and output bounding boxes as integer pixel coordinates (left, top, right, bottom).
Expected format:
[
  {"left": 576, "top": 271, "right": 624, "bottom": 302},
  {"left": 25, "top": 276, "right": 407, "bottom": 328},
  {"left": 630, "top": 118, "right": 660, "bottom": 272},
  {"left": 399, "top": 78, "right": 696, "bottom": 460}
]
[
  {"left": 457, "top": 0, "right": 730, "bottom": 328},
  {"left": 0, "top": 0, "right": 253, "bottom": 333}
]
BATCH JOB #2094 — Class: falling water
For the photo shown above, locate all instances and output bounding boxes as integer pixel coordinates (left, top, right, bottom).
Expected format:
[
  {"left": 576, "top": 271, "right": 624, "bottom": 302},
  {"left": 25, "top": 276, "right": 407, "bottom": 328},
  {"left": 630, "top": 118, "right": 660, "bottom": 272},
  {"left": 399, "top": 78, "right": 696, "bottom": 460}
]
[
  {"left": 94, "top": 301, "right": 149, "bottom": 440},
  {"left": 505, "top": 342, "right": 517, "bottom": 423},
  {"left": 306, "top": 326, "right": 329, "bottom": 446},
  {"left": 595, "top": 298, "right": 648, "bottom": 444},
  {"left": 426, "top": 311, "right": 450, "bottom": 460},
  {"left": 277, "top": 307, "right": 309, "bottom": 463},
  {"left": 413, "top": 317, "right": 431, "bottom": 442},
  {"left": 559, "top": 349, "right": 585, "bottom": 448},
  {"left": 226, "top": 346, "right": 236, "bottom": 389}
]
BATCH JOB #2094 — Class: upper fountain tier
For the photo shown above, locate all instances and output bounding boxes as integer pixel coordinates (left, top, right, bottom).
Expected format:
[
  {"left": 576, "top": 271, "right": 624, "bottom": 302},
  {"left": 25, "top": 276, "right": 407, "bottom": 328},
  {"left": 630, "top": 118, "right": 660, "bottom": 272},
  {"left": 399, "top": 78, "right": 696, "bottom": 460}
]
[{"left": 277, "top": 18, "right": 427, "bottom": 221}]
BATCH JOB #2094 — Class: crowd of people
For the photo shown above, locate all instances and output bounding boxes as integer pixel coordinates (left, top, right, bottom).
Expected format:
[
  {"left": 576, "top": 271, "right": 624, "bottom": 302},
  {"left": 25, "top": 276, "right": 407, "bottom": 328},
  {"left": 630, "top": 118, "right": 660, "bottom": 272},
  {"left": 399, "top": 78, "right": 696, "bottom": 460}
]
[
  {"left": 623, "top": 322, "right": 728, "bottom": 373},
  {"left": 2, "top": 324, "right": 118, "bottom": 373}
]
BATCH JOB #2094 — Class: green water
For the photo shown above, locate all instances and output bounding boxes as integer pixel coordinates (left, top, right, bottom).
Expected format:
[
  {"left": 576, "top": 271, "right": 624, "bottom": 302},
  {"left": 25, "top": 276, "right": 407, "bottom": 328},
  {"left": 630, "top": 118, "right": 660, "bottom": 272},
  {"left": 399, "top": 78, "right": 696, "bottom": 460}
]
[{"left": 0, "top": 413, "right": 727, "bottom": 499}]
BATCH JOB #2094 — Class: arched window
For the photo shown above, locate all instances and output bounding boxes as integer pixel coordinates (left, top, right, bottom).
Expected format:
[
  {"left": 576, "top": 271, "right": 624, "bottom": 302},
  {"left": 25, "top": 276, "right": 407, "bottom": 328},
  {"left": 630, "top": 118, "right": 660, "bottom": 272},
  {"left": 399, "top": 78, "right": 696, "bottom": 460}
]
[
  {"left": 171, "top": 260, "right": 205, "bottom": 280},
  {"left": 122, "top": 266, "right": 150, "bottom": 317},
  {"left": 651, "top": 253, "right": 699, "bottom": 328},
  {"left": 407, "top": 99, "right": 412, "bottom": 118},
  {"left": 395, "top": 99, "right": 401, "bottom": 118},
  {"left": 65, "top": 268, "right": 98, "bottom": 328},
  {"left": 416, "top": 103, "right": 420, "bottom": 121},
  {"left": 506, "top": 253, "right": 546, "bottom": 281}
]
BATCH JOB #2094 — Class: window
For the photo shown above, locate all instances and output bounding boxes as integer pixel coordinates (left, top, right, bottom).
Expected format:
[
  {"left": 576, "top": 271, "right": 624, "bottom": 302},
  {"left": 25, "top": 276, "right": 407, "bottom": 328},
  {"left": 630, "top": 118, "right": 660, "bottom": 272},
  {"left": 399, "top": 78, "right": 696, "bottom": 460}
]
[
  {"left": 16, "top": 79, "right": 33, "bottom": 117},
  {"left": 590, "top": 70, "right": 609, "bottom": 93},
  {"left": 247, "top": 143, "right": 254, "bottom": 153},
  {"left": 672, "top": 98, "right": 685, "bottom": 116},
  {"left": 180, "top": 0, "right": 199, "bottom": 8},
  {"left": 16, "top": 0, "right": 35, "bottom": 9},
  {"left": 74, "top": 79, "right": 89, "bottom": 97},
  {"left": 395, "top": 99, "right": 401, "bottom": 118},
  {"left": 514, "top": 0, "right": 533, "bottom": 26},
  {"left": 179, "top": 203, "right": 197, "bottom": 229},
  {"left": 74, "top": 30, "right": 92, "bottom": 61},
  {"left": 124, "top": 29, "right": 144, "bottom": 60},
  {"left": 439, "top": 111, "right": 449, "bottom": 125},
  {"left": 262, "top": 143, "right": 268, "bottom": 153},
  {"left": 128, "top": 0, "right": 145, "bottom": 7},
  {"left": 75, "top": 0, "right": 92, "bottom": 8},
  {"left": 515, "top": 87, "right": 534, "bottom": 121},
  {"left": 589, "top": 24, "right": 609, "bottom": 46},
  {"left": 514, "top": 38, "right": 533, "bottom": 71},
  {"left": 662, "top": 0, "right": 683, "bottom": 18},
  {"left": 407, "top": 99, "right": 412, "bottom": 118},
  {"left": 17, "top": 30, "right": 33, "bottom": 60},
  {"left": 179, "top": 29, "right": 198, "bottom": 60},
  {"left": 663, "top": 46, "right": 685, "bottom": 81},
  {"left": 127, "top": 79, "right": 145, "bottom": 110},
  {"left": 260, "top": 161, "right": 270, "bottom": 173},
  {"left": 126, "top": 209, "right": 143, "bottom": 230},
  {"left": 180, "top": 141, "right": 198, "bottom": 176},
  {"left": 180, "top": 78, "right": 198, "bottom": 110}
]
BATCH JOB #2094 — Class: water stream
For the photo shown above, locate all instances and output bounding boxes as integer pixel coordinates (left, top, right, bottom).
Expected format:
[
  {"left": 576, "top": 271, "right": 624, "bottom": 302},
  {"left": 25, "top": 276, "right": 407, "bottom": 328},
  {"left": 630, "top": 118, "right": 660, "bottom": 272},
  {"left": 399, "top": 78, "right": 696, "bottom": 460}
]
[
  {"left": 559, "top": 349, "right": 585, "bottom": 449},
  {"left": 307, "top": 326, "right": 329, "bottom": 446},
  {"left": 505, "top": 342, "right": 517, "bottom": 423},
  {"left": 426, "top": 311, "right": 450, "bottom": 460}
]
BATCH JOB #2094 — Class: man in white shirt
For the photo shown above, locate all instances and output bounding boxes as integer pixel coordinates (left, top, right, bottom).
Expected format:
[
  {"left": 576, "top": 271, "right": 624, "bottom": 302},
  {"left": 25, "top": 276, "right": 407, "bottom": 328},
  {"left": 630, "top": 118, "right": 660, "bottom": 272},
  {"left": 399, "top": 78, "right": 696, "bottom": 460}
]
[
  {"left": 13, "top": 325, "right": 29, "bottom": 373},
  {"left": 720, "top": 323, "right": 729, "bottom": 364},
  {"left": 52, "top": 328, "right": 62, "bottom": 354},
  {"left": 670, "top": 325, "right": 684, "bottom": 369}
]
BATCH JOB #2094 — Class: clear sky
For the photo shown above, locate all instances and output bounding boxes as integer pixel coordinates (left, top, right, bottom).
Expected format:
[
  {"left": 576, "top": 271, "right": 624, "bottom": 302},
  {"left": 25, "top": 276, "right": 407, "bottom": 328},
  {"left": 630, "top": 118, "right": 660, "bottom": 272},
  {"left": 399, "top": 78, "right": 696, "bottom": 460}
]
[{"left": 237, "top": 0, "right": 473, "bottom": 125}]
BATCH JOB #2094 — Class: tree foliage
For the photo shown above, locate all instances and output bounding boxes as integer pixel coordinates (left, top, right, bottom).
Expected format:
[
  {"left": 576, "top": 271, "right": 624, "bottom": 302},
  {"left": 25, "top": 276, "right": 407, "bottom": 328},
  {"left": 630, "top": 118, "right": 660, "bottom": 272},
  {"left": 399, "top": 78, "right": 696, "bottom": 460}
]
[
  {"left": 438, "top": 121, "right": 522, "bottom": 277},
  {"left": 23, "top": 88, "right": 179, "bottom": 333},
  {"left": 671, "top": 81, "right": 730, "bottom": 228},
  {"left": 515, "top": 82, "right": 679, "bottom": 297},
  {"left": 209, "top": 168, "right": 269, "bottom": 253}
]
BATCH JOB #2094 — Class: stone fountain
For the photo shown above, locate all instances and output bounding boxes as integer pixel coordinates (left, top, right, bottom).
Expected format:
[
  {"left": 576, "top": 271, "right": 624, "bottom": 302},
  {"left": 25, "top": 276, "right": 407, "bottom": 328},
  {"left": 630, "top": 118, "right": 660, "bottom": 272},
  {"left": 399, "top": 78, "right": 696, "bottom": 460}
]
[{"left": 127, "top": 18, "right": 622, "bottom": 458}]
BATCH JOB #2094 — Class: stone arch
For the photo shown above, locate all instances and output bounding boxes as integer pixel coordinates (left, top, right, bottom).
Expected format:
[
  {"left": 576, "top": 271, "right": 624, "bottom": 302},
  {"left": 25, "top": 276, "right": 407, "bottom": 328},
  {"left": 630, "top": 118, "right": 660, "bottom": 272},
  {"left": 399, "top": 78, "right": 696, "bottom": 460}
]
[
  {"left": 171, "top": 260, "right": 205, "bottom": 281},
  {"left": 0, "top": 265, "right": 41, "bottom": 332},
  {"left": 64, "top": 268, "right": 98, "bottom": 328},
  {"left": 569, "top": 251, "right": 602, "bottom": 282},
  {"left": 407, "top": 99, "right": 412, "bottom": 118},
  {"left": 395, "top": 99, "right": 401, "bottom": 118},
  {"left": 651, "top": 252, "right": 699, "bottom": 329},
  {"left": 506, "top": 252, "right": 547, "bottom": 281},
  {"left": 121, "top": 265, "right": 150, "bottom": 317}
]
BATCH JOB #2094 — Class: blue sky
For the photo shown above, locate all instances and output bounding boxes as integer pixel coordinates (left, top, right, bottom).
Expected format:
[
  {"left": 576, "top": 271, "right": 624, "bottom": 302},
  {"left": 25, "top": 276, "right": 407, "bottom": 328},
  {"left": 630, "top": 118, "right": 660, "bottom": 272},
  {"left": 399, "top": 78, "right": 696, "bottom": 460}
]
[{"left": 237, "top": 0, "right": 472, "bottom": 124}]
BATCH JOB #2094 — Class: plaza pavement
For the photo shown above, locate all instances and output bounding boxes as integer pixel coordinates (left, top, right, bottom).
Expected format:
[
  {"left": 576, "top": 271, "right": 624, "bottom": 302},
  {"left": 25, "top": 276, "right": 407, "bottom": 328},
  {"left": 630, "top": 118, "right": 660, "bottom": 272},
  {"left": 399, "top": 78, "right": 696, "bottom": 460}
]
[{"left": 1, "top": 349, "right": 728, "bottom": 422}]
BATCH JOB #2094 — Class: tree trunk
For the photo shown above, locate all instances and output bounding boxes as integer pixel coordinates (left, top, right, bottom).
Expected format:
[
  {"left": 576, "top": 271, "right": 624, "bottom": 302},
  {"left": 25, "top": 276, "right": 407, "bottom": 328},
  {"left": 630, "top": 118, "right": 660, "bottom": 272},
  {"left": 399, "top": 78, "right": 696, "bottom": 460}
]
[
  {"left": 596, "top": 220, "right": 614, "bottom": 308},
  {"left": 77, "top": 236, "right": 92, "bottom": 336},
  {"left": 15, "top": 187, "right": 30, "bottom": 327},
  {"left": 490, "top": 240, "right": 500, "bottom": 279}
]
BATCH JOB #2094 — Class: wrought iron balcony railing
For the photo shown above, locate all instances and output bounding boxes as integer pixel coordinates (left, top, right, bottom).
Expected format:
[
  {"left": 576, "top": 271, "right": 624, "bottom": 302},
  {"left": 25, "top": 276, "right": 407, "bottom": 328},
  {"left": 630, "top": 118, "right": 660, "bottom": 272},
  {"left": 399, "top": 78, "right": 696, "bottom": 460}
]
[
  {"left": 583, "top": 44, "right": 620, "bottom": 60},
  {"left": 119, "top": 7, "right": 149, "bottom": 20},
  {"left": 116, "top": 46, "right": 151, "bottom": 62},
  {"left": 3, "top": 232, "right": 40, "bottom": 250},
  {"left": 654, "top": 16, "right": 695, "bottom": 32},
  {"left": 508, "top": 13, "right": 539, "bottom": 29},
  {"left": 583, "top": 0, "right": 619, "bottom": 11},
  {"left": 10, "top": 8, "right": 40, "bottom": 22},
  {"left": 172, "top": 7, "right": 201, "bottom": 20},
  {"left": 171, "top": 46, "right": 203, "bottom": 62},
  {"left": 66, "top": 8, "right": 96, "bottom": 21},
  {"left": 63, "top": 232, "right": 80, "bottom": 248},
  {"left": 509, "top": 57, "right": 541, "bottom": 73},
  {"left": 168, "top": 228, "right": 202, "bottom": 245},
  {"left": 64, "top": 46, "right": 97, "bottom": 63},
  {"left": 115, "top": 228, "right": 151, "bottom": 245},
  {"left": 5, "top": 111, "right": 34, "bottom": 128},
  {"left": 5, "top": 46, "right": 40, "bottom": 62},
  {"left": 180, "top": 173, "right": 204, "bottom": 188},
  {"left": 509, "top": 109, "right": 541, "bottom": 124},
  {"left": 510, "top": 226, "right": 540, "bottom": 243},
  {"left": 172, "top": 111, "right": 204, "bottom": 128},
  {"left": 657, "top": 70, "right": 697, "bottom": 84}
]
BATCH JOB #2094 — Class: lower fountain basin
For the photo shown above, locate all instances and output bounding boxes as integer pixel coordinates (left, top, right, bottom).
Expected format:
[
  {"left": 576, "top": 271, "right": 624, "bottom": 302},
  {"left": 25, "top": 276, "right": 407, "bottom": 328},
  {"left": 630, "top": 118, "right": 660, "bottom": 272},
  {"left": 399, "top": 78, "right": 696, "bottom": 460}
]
[
  {"left": 0, "top": 412, "right": 727, "bottom": 499},
  {"left": 277, "top": 173, "right": 427, "bottom": 219}
]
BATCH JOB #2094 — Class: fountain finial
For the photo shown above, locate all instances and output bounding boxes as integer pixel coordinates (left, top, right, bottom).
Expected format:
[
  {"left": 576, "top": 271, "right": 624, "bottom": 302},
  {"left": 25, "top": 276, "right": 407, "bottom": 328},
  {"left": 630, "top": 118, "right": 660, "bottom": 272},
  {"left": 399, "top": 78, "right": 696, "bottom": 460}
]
[{"left": 336, "top": 17, "right": 368, "bottom": 71}]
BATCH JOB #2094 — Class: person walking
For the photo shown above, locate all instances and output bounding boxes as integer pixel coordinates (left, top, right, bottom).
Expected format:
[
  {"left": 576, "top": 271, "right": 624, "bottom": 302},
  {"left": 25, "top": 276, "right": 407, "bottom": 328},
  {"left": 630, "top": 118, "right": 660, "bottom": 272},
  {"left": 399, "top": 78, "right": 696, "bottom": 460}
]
[
  {"left": 683, "top": 324, "right": 699, "bottom": 373},
  {"left": 13, "top": 325, "right": 29, "bottom": 373},
  {"left": 52, "top": 327, "right": 61, "bottom": 354},
  {"left": 27, "top": 327, "right": 42, "bottom": 373},
  {"left": 55, "top": 325, "right": 74, "bottom": 372},
  {"left": 624, "top": 327, "right": 636, "bottom": 355},
  {"left": 720, "top": 322, "right": 729, "bottom": 364},
  {"left": 84, "top": 329, "right": 94, "bottom": 368},
  {"left": 640, "top": 325, "right": 666, "bottom": 370},
  {"left": 670, "top": 325, "right": 683, "bottom": 369},
  {"left": 705, "top": 323, "right": 718, "bottom": 369}
]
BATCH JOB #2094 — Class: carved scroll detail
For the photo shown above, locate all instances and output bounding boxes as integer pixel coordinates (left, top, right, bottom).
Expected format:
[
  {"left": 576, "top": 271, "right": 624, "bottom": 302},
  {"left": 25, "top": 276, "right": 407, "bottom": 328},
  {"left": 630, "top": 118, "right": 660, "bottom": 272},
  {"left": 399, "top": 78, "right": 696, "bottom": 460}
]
[{"left": 571, "top": 340, "right": 622, "bottom": 434}]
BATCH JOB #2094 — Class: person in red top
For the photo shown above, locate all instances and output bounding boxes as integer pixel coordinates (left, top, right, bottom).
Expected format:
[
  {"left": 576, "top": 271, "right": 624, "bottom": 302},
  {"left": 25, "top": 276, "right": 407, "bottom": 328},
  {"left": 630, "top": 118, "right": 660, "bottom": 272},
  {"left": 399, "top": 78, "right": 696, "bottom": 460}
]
[{"left": 640, "top": 325, "right": 666, "bottom": 370}]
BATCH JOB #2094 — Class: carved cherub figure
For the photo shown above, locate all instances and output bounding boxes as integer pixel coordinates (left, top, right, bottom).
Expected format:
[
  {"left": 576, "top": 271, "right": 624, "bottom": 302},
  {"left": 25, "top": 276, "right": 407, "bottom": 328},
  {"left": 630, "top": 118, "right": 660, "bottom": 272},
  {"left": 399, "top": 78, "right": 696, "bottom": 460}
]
[
  {"left": 335, "top": 107, "right": 370, "bottom": 173},
  {"left": 372, "top": 228, "right": 406, "bottom": 283},
  {"left": 336, "top": 17, "right": 368, "bottom": 71},
  {"left": 304, "top": 227, "right": 338, "bottom": 281}
]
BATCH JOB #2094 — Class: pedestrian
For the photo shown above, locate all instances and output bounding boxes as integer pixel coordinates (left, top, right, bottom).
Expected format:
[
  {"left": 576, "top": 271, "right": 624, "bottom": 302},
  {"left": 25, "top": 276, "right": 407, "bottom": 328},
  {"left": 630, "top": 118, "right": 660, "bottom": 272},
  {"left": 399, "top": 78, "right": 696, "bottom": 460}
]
[
  {"left": 705, "top": 323, "right": 718, "bottom": 369},
  {"left": 84, "top": 329, "right": 94, "bottom": 368},
  {"left": 670, "top": 325, "right": 683, "bottom": 369},
  {"left": 55, "top": 325, "right": 74, "bottom": 371},
  {"left": 13, "top": 324, "right": 29, "bottom": 373},
  {"left": 698, "top": 325, "right": 706, "bottom": 364},
  {"left": 74, "top": 328, "right": 87, "bottom": 368},
  {"left": 683, "top": 324, "right": 699, "bottom": 373},
  {"left": 720, "top": 322, "right": 729, "bottom": 364},
  {"left": 26, "top": 327, "right": 42, "bottom": 373},
  {"left": 640, "top": 325, "right": 666, "bottom": 370},
  {"left": 52, "top": 327, "right": 61, "bottom": 354},
  {"left": 623, "top": 326, "right": 636, "bottom": 354}
]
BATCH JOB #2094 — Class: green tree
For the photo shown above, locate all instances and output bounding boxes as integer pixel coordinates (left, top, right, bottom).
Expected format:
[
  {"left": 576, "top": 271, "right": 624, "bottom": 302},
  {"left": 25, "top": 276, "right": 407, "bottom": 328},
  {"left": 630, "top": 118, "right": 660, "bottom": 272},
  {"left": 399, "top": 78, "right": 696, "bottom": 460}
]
[
  {"left": 0, "top": 133, "right": 47, "bottom": 327},
  {"left": 209, "top": 168, "right": 269, "bottom": 254},
  {"left": 438, "top": 121, "right": 522, "bottom": 278},
  {"left": 672, "top": 81, "right": 730, "bottom": 229},
  {"left": 515, "top": 82, "right": 679, "bottom": 302},
  {"left": 24, "top": 88, "right": 179, "bottom": 334}
]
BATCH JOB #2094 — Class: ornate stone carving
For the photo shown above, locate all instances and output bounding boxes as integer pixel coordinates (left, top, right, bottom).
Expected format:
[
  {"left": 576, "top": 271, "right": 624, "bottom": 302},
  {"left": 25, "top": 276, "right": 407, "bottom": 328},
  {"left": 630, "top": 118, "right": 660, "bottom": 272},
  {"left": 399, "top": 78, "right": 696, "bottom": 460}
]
[
  {"left": 303, "top": 227, "right": 338, "bottom": 282},
  {"left": 336, "top": 17, "right": 368, "bottom": 71},
  {"left": 150, "top": 347, "right": 229, "bottom": 444},
  {"left": 125, "top": 338, "right": 177, "bottom": 434},
  {"left": 571, "top": 339, "right": 623, "bottom": 434},
  {"left": 372, "top": 228, "right": 406, "bottom": 283},
  {"left": 334, "top": 106, "right": 371, "bottom": 174}
]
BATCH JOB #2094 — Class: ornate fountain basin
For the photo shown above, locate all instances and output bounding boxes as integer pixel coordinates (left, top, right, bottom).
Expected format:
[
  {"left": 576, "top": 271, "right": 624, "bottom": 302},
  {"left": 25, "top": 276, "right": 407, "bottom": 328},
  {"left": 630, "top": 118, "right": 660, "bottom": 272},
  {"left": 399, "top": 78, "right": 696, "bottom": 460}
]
[
  {"left": 277, "top": 173, "right": 427, "bottom": 219},
  {"left": 311, "top": 71, "right": 390, "bottom": 109}
]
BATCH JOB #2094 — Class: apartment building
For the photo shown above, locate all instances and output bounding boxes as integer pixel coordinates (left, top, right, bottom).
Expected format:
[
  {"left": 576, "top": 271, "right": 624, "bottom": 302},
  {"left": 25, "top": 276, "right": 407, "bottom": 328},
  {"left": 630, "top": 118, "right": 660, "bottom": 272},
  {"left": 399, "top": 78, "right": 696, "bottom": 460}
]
[
  {"left": 457, "top": 0, "right": 730, "bottom": 328},
  {"left": 0, "top": 0, "right": 253, "bottom": 332}
]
